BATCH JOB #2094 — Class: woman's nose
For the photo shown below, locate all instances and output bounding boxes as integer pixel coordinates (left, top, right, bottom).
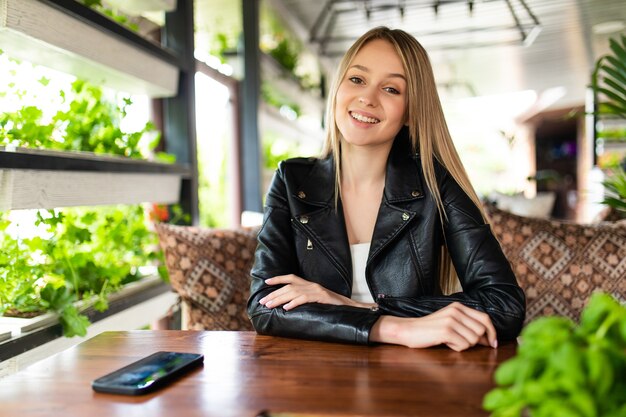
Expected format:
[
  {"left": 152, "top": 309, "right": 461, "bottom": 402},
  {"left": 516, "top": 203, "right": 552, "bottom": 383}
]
[{"left": 358, "top": 95, "right": 376, "bottom": 106}]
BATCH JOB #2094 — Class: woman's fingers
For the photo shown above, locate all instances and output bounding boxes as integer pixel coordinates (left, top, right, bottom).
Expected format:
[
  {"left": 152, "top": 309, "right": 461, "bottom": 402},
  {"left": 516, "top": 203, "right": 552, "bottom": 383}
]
[
  {"left": 440, "top": 303, "right": 498, "bottom": 348},
  {"left": 259, "top": 274, "right": 358, "bottom": 309},
  {"left": 416, "top": 303, "right": 497, "bottom": 350},
  {"left": 259, "top": 274, "right": 323, "bottom": 308},
  {"left": 263, "top": 275, "right": 300, "bottom": 287},
  {"left": 450, "top": 303, "right": 498, "bottom": 348},
  {"left": 282, "top": 295, "right": 309, "bottom": 311}
]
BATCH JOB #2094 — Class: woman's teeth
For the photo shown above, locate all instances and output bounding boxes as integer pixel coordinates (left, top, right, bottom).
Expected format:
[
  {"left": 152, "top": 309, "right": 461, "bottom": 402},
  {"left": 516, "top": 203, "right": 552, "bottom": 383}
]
[{"left": 350, "top": 111, "right": 380, "bottom": 124}]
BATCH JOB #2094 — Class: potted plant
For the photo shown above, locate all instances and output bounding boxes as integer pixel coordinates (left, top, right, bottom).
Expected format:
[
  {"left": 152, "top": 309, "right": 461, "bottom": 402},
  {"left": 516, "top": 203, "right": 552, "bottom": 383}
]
[{"left": 483, "top": 292, "right": 626, "bottom": 417}]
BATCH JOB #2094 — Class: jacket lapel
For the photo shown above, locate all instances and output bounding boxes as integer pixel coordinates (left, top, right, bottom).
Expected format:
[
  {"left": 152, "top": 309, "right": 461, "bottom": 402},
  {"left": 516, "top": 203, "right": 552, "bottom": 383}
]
[
  {"left": 369, "top": 130, "right": 425, "bottom": 262},
  {"left": 286, "top": 129, "right": 425, "bottom": 287},
  {"left": 289, "top": 157, "right": 352, "bottom": 289}
]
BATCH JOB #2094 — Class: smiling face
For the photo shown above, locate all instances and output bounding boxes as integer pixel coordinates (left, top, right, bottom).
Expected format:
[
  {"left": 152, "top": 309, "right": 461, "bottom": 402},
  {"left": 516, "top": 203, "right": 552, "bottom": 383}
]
[{"left": 335, "top": 39, "right": 407, "bottom": 151}]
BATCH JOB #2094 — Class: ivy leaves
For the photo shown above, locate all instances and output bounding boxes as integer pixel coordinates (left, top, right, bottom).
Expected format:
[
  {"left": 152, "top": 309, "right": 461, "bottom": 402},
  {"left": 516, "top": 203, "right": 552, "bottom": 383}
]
[{"left": 484, "top": 293, "right": 626, "bottom": 417}]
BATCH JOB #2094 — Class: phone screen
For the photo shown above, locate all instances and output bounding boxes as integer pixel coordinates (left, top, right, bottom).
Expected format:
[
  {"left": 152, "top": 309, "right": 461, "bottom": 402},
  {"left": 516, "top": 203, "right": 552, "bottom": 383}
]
[{"left": 92, "top": 351, "right": 204, "bottom": 395}]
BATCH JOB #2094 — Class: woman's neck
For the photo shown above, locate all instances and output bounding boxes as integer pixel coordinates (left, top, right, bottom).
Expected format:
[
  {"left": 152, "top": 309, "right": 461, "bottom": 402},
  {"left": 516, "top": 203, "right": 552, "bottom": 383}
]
[{"left": 340, "top": 141, "right": 391, "bottom": 191}]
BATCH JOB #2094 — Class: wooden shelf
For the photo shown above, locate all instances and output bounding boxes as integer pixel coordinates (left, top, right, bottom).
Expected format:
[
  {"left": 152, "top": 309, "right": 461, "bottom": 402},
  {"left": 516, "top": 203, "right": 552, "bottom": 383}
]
[
  {"left": 104, "top": 0, "right": 177, "bottom": 15},
  {"left": 259, "top": 103, "right": 324, "bottom": 144},
  {"left": 0, "top": 148, "right": 190, "bottom": 210},
  {"left": 0, "top": 0, "right": 180, "bottom": 97},
  {"left": 601, "top": 141, "right": 626, "bottom": 151},
  {"left": 260, "top": 52, "right": 325, "bottom": 118},
  {"left": 0, "top": 147, "right": 191, "bottom": 174},
  {"left": 0, "top": 275, "right": 174, "bottom": 364}
]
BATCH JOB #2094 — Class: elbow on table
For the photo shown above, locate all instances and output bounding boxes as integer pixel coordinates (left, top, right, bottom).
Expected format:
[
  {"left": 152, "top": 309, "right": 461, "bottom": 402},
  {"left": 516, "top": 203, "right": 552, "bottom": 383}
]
[
  {"left": 492, "top": 288, "right": 526, "bottom": 341},
  {"left": 247, "top": 295, "right": 272, "bottom": 335}
]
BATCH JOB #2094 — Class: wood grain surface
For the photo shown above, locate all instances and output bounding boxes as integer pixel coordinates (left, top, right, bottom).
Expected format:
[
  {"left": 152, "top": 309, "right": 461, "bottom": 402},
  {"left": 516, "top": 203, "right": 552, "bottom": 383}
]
[{"left": 0, "top": 330, "right": 516, "bottom": 417}]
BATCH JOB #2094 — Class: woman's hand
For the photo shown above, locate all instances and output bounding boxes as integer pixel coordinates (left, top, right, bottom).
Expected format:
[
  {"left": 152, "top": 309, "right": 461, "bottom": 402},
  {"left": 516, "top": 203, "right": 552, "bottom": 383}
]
[
  {"left": 370, "top": 302, "right": 497, "bottom": 352},
  {"left": 258, "top": 274, "right": 377, "bottom": 311}
]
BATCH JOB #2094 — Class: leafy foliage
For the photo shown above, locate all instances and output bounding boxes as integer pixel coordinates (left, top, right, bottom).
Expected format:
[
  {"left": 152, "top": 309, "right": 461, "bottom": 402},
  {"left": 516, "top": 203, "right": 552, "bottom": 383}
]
[
  {"left": 268, "top": 38, "right": 299, "bottom": 72},
  {"left": 591, "top": 34, "right": 626, "bottom": 213},
  {"left": 77, "top": 0, "right": 139, "bottom": 32},
  {"left": 591, "top": 34, "right": 626, "bottom": 119},
  {"left": 602, "top": 168, "right": 626, "bottom": 216},
  {"left": 261, "top": 82, "right": 302, "bottom": 118},
  {"left": 1, "top": 64, "right": 172, "bottom": 336},
  {"left": 0, "top": 214, "right": 47, "bottom": 317},
  {"left": 0, "top": 205, "right": 163, "bottom": 337},
  {"left": 484, "top": 292, "right": 626, "bottom": 417},
  {"left": 0, "top": 79, "right": 162, "bottom": 159},
  {"left": 262, "top": 134, "right": 301, "bottom": 171}
]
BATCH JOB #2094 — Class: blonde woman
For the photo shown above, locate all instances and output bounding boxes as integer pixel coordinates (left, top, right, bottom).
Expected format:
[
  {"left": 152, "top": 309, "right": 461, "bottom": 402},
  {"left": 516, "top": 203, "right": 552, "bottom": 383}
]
[{"left": 247, "top": 27, "right": 525, "bottom": 351}]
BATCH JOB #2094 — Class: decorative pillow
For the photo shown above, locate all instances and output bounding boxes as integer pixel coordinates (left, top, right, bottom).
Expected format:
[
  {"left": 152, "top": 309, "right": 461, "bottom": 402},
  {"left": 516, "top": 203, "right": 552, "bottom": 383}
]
[
  {"left": 484, "top": 204, "right": 626, "bottom": 323},
  {"left": 155, "top": 223, "right": 259, "bottom": 331}
]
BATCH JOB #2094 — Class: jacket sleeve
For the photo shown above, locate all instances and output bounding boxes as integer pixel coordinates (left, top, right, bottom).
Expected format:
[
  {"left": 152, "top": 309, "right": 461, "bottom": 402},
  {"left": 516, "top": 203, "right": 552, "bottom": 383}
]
[
  {"left": 376, "top": 167, "right": 526, "bottom": 341},
  {"left": 247, "top": 164, "right": 381, "bottom": 344}
]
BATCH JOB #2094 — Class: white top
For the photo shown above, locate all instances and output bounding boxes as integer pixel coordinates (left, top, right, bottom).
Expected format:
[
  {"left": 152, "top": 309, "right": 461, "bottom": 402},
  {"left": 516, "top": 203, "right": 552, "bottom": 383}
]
[{"left": 350, "top": 242, "right": 375, "bottom": 304}]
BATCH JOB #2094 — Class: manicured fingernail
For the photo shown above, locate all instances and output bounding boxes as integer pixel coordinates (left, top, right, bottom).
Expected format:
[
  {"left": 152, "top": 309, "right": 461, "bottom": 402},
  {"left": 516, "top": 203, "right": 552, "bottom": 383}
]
[
  {"left": 492, "top": 340, "right": 498, "bottom": 348},
  {"left": 265, "top": 301, "right": 273, "bottom": 307},
  {"left": 265, "top": 278, "right": 272, "bottom": 283},
  {"left": 259, "top": 298, "right": 266, "bottom": 304}
]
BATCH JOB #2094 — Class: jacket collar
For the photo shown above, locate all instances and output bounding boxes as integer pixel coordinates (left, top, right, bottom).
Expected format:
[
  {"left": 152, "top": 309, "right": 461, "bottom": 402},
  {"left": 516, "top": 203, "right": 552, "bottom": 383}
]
[
  {"left": 383, "top": 126, "right": 424, "bottom": 203},
  {"left": 296, "top": 127, "right": 424, "bottom": 207}
]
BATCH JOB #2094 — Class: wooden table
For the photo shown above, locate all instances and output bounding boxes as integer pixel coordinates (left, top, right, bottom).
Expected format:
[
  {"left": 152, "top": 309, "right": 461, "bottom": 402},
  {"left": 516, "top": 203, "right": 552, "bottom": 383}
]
[{"left": 0, "top": 331, "right": 516, "bottom": 417}]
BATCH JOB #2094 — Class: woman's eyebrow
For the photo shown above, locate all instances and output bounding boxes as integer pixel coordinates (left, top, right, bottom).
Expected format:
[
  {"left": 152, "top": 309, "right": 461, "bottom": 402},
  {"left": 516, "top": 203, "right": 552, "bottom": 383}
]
[{"left": 348, "top": 64, "right": 406, "bottom": 81}]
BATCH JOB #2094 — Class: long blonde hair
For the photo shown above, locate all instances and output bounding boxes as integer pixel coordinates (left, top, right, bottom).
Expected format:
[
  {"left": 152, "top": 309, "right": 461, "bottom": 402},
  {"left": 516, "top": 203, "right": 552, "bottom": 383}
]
[{"left": 321, "top": 26, "right": 485, "bottom": 294}]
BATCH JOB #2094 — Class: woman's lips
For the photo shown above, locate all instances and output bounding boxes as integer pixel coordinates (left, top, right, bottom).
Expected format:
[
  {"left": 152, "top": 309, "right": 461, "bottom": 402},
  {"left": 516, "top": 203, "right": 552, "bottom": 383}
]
[{"left": 349, "top": 110, "right": 380, "bottom": 124}]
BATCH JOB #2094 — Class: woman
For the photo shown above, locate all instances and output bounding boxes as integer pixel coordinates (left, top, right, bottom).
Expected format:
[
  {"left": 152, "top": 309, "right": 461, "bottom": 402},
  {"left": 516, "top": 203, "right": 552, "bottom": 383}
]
[{"left": 247, "top": 27, "right": 525, "bottom": 352}]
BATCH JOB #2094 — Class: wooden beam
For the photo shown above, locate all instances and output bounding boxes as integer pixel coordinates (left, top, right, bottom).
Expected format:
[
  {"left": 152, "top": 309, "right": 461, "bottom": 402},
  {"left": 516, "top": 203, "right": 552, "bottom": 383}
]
[
  {"left": 0, "top": 169, "right": 181, "bottom": 210},
  {"left": 0, "top": 0, "right": 179, "bottom": 97}
]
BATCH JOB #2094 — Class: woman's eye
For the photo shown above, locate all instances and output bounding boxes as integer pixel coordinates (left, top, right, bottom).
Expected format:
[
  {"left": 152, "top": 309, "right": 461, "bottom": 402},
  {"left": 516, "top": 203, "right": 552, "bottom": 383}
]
[
  {"left": 348, "top": 76, "right": 364, "bottom": 84},
  {"left": 384, "top": 87, "right": 400, "bottom": 95}
]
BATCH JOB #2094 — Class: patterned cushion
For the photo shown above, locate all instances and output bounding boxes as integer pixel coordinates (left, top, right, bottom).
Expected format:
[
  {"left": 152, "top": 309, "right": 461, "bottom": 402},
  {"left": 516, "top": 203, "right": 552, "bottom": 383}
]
[
  {"left": 484, "top": 204, "right": 626, "bottom": 323},
  {"left": 155, "top": 223, "right": 259, "bottom": 331}
]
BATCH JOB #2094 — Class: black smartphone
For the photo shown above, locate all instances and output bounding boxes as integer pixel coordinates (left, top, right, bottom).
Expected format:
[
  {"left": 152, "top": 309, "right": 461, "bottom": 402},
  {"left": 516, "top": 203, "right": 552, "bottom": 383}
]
[{"left": 92, "top": 351, "right": 204, "bottom": 395}]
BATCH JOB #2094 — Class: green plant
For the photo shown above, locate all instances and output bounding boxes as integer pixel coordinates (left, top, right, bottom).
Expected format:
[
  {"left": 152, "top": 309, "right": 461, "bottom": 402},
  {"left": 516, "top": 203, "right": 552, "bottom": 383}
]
[
  {"left": 483, "top": 292, "right": 626, "bottom": 417},
  {"left": 591, "top": 34, "right": 626, "bottom": 119},
  {"left": 0, "top": 205, "right": 165, "bottom": 337},
  {"left": 0, "top": 62, "right": 173, "bottom": 336},
  {"left": 0, "top": 79, "right": 166, "bottom": 160},
  {"left": 78, "top": 0, "right": 139, "bottom": 32},
  {"left": 0, "top": 214, "right": 47, "bottom": 317},
  {"left": 591, "top": 34, "right": 626, "bottom": 215},
  {"left": 597, "top": 128, "right": 626, "bottom": 142},
  {"left": 268, "top": 38, "right": 299, "bottom": 72},
  {"left": 602, "top": 168, "right": 626, "bottom": 216},
  {"left": 261, "top": 82, "right": 301, "bottom": 118},
  {"left": 262, "top": 134, "right": 300, "bottom": 171}
]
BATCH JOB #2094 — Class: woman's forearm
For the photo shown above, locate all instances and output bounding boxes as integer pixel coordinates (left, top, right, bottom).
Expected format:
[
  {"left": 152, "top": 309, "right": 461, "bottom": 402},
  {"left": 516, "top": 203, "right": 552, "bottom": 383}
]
[{"left": 369, "top": 302, "right": 498, "bottom": 351}]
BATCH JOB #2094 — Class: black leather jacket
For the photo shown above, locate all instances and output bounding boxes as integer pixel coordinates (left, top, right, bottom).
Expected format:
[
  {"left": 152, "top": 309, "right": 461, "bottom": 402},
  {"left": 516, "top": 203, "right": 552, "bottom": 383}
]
[{"left": 248, "top": 130, "right": 525, "bottom": 344}]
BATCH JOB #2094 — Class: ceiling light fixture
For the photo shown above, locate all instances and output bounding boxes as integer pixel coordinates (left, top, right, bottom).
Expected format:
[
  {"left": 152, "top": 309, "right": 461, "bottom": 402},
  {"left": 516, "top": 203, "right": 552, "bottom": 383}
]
[
  {"left": 310, "top": 0, "right": 542, "bottom": 52},
  {"left": 592, "top": 20, "right": 625, "bottom": 35}
]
